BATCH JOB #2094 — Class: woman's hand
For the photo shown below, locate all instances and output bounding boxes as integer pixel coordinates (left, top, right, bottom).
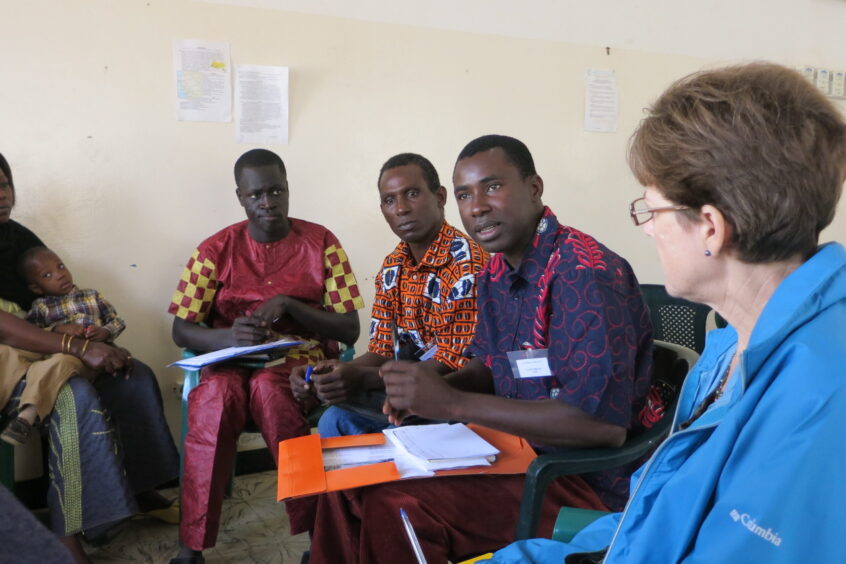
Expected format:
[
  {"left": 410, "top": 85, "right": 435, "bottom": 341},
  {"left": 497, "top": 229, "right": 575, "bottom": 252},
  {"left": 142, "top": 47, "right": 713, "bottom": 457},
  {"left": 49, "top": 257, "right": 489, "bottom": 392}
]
[
  {"left": 53, "top": 324, "right": 85, "bottom": 337},
  {"left": 80, "top": 341, "right": 130, "bottom": 375}
]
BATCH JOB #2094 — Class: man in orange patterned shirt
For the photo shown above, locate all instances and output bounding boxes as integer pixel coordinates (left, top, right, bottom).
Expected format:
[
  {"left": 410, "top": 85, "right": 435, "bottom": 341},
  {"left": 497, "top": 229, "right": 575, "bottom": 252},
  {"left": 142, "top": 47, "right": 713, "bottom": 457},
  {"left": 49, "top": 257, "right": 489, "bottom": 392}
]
[
  {"left": 167, "top": 149, "right": 364, "bottom": 564},
  {"left": 291, "top": 153, "right": 488, "bottom": 437}
]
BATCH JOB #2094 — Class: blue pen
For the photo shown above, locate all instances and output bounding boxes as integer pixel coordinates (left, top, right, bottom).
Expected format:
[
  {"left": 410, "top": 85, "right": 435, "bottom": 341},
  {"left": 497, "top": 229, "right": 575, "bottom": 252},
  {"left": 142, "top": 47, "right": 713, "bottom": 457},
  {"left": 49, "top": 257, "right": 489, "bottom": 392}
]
[
  {"left": 304, "top": 364, "right": 313, "bottom": 384},
  {"left": 400, "top": 508, "right": 427, "bottom": 564}
]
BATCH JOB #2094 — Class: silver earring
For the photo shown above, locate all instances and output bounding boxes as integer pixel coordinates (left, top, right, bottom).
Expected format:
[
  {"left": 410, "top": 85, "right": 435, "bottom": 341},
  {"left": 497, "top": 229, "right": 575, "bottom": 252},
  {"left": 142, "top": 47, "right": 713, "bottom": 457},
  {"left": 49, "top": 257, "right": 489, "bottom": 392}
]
[{"left": 704, "top": 250, "right": 712, "bottom": 257}]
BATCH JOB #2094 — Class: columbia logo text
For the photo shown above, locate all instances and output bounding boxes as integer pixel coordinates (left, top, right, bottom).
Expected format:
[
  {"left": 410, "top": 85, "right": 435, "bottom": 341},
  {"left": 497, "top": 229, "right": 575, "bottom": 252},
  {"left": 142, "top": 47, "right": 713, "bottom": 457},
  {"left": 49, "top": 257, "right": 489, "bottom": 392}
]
[{"left": 729, "top": 509, "right": 782, "bottom": 547}]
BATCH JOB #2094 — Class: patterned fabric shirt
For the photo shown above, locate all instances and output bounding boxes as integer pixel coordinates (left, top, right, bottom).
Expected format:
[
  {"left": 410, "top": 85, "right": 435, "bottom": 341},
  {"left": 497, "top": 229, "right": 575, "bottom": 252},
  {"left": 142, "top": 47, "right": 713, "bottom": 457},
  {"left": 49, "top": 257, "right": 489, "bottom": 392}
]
[
  {"left": 169, "top": 218, "right": 365, "bottom": 363},
  {"left": 368, "top": 221, "right": 488, "bottom": 370},
  {"left": 467, "top": 207, "right": 653, "bottom": 511},
  {"left": 27, "top": 287, "right": 126, "bottom": 340}
]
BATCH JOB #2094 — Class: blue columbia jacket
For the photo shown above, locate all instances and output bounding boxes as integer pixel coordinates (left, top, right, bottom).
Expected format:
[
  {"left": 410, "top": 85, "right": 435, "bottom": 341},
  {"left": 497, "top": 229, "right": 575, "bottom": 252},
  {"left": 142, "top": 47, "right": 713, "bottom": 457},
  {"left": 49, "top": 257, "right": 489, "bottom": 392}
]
[{"left": 490, "top": 243, "right": 846, "bottom": 563}]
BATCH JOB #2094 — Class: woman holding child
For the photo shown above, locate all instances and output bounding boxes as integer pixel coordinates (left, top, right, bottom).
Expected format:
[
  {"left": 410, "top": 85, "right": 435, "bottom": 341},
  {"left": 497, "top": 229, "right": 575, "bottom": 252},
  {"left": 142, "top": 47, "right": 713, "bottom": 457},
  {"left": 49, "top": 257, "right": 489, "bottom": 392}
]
[{"left": 0, "top": 152, "right": 179, "bottom": 563}]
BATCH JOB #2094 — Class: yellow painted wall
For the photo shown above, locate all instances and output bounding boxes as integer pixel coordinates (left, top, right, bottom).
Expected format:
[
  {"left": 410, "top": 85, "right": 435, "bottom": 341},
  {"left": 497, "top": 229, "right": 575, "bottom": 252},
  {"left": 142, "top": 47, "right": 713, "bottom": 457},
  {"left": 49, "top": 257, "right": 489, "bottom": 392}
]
[{"left": 1, "top": 0, "right": 844, "bottom": 467}]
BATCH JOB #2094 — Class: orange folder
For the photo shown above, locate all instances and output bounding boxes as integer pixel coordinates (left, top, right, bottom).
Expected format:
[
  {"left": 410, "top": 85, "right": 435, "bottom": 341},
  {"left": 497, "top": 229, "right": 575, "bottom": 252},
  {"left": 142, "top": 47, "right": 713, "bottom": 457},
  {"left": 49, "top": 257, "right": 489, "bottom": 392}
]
[{"left": 277, "top": 424, "right": 537, "bottom": 501}]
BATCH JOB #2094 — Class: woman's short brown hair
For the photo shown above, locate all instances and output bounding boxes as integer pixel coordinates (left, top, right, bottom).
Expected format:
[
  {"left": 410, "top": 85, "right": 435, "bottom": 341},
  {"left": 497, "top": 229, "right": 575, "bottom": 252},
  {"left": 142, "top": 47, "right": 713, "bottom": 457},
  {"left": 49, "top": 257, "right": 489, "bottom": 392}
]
[{"left": 629, "top": 62, "right": 846, "bottom": 263}]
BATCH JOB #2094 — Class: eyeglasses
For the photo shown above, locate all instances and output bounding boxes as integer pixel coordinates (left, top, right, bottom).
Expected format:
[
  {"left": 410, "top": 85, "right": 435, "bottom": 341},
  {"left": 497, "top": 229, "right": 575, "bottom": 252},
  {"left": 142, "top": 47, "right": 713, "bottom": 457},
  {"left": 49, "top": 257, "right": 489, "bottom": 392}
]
[{"left": 629, "top": 197, "right": 690, "bottom": 226}]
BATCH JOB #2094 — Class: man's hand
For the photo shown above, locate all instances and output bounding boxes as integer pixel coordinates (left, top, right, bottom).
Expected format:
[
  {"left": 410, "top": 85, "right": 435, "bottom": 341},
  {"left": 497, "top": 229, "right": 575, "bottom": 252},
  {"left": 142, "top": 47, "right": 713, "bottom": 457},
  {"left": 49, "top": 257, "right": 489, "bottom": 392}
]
[
  {"left": 230, "top": 315, "right": 273, "bottom": 346},
  {"left": 312, "top": 361, "right": 366, "bottom": 405},
  {"left": 84, "top": 326, "right": 112, "bottom": 342},
  {"left": 289, "top": 359, "right": 339, "bottom": 403},
  {"left": 53, "top": 324, "right": 85, "bottom": 337},
  {"left": 250, "top": 295, "right": 289, "bottom": 325},
  {"left": 381, "top": 360, "right": 457, "bottom": 425}
]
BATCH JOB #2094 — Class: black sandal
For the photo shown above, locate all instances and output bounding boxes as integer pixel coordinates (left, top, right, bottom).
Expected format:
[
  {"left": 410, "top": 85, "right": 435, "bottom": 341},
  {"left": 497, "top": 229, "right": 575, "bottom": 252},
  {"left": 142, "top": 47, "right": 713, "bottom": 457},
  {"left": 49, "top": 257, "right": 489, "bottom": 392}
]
[{"left": 1, "top": 417, "right": 33, "bottom": 446}]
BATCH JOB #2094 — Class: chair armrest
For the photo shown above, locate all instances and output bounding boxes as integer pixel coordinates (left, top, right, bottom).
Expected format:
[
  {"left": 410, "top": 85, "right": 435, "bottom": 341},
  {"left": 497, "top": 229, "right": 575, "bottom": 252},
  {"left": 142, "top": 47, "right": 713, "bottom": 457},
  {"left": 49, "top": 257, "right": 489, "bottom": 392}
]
[
  {"left": 514, "top": 416, "right": 673, "bottom": 541},
  {"left": 552, "top": 507, "right": 610, "bottom": 543}
]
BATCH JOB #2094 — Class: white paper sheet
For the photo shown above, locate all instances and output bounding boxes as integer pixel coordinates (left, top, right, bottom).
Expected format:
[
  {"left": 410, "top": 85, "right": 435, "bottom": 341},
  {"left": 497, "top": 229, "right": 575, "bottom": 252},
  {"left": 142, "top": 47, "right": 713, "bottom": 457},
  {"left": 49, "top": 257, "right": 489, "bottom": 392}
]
[
  {"left": 236, "top": 64, "right": 289, "bottom": 144},
  {"left": 322, "top": 444, "right": 397, "bottom": 471},
  {"left": 385, "top": 423, "right": 498, "bottom": 461},
  {"left": 583, "top": 68, "right": 618, "bottom": 133},
  {"left": 168, "top": 338, "right": 302, "bottom": 369},
  {"left": 173, "top": 39, "right": 231, "bottom": 122}
]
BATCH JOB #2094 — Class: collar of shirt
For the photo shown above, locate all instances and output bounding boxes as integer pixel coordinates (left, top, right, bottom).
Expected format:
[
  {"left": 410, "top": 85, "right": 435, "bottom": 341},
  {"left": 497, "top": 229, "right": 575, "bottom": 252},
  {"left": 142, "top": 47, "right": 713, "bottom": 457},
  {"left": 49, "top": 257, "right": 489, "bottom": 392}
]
[
  {"left": 390, "top": 220, "right": 456, "bottom": 271},
  {"left": 501, "top": 206, "right": 562, "bottom": 287}
]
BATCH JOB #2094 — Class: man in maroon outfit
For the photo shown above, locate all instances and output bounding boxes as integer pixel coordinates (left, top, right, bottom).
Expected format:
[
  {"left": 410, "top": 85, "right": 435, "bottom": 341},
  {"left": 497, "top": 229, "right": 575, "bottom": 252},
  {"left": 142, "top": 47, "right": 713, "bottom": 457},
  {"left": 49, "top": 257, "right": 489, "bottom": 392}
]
[{"left": 167, "top": 149, "right": 364, "bottom": 564}]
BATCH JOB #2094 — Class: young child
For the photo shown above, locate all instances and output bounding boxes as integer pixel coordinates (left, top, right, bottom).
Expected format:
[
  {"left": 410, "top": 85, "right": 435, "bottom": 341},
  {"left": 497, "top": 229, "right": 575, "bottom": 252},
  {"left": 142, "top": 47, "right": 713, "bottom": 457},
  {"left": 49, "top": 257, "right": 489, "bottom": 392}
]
[{"left": 0, "top": 246, "right": 126, "bottom": 445}]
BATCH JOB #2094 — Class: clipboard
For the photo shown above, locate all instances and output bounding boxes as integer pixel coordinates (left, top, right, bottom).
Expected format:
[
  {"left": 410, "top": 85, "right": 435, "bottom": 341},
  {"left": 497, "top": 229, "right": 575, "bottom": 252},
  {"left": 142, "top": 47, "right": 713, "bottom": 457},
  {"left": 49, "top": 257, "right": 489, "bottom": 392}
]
[{"left": 277, "top": 424, "right": 537, "bottom": 501}]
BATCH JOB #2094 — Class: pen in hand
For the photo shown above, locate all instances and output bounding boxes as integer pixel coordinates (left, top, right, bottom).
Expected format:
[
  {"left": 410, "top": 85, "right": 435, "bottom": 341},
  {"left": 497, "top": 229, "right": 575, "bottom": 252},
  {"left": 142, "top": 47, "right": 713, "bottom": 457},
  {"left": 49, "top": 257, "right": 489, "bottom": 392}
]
[{"left": 304, "top": 364, "right": 313, "bottom": 386}]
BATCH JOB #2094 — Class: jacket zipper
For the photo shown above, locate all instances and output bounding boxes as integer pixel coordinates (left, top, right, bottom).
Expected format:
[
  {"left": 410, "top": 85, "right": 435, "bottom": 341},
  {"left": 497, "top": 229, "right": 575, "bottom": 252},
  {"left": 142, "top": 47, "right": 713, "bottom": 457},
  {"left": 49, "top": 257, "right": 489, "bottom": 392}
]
[{"left": 604, "top": 353, "right": 746, "bottom": 561}]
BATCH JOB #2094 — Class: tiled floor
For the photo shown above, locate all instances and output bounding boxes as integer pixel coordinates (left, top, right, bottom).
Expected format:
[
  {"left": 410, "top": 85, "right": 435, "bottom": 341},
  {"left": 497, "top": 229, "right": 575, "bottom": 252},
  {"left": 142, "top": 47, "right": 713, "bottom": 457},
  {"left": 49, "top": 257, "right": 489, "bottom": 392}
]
[{"left": 86, "top": 471, "right": 309, "bottom": 564}]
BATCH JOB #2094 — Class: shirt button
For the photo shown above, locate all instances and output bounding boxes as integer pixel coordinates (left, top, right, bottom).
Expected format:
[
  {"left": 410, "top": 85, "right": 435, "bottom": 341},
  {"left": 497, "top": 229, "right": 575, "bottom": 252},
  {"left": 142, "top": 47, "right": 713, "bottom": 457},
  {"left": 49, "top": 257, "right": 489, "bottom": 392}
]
[{"left": 266, "top": 281, "right": 272, "bottom": 285}]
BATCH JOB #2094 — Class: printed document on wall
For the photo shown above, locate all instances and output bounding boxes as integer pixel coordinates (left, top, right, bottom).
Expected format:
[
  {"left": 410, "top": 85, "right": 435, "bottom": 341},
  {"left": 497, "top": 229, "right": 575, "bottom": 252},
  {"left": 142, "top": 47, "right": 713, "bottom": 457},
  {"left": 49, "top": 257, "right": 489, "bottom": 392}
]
[
  {"left": 236, "top": 65, "right": 289, "bottom": 144},
  {"left": 173, "top": 39, "right": 231, "bottom": 122},
  {"left": 583, "top": 69, "right": 618, "bottom": 133}
]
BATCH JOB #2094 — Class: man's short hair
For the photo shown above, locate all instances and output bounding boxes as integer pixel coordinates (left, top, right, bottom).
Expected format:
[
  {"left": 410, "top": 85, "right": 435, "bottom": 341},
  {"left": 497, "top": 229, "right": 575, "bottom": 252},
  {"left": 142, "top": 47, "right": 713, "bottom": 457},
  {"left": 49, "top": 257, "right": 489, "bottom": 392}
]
[
  {"left": 233, "top": 149, "right": 286, "bottom": 184},
  {"left": 629, "top": 62, "right": 846, "bottom": 263},
  {"left": 456, "top": 135, "right": 537, "bottom": 179},
  {"left": 0, "top": 152, "right": 14, "bottom": 192},
  {"left": 378, "top": 153, "right": 440, "bottom": 193}
]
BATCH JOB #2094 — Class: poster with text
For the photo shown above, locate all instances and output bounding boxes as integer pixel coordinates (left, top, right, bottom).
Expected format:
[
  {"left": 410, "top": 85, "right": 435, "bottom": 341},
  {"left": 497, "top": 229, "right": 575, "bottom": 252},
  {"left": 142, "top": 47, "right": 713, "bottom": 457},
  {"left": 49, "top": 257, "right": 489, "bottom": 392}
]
[
  {"left": 173, "top": 39, "right": 231, "bottom": 122},
  {"left": 236, "top": 65, "right": 289, "bottom": 145}
]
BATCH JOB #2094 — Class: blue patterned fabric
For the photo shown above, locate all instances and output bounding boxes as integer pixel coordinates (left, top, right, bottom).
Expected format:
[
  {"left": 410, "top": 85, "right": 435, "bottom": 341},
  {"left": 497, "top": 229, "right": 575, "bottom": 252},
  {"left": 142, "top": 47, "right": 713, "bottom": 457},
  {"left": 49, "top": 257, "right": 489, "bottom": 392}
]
[{"left": 1, "top": 360, "right": 178, "bottom": 536}]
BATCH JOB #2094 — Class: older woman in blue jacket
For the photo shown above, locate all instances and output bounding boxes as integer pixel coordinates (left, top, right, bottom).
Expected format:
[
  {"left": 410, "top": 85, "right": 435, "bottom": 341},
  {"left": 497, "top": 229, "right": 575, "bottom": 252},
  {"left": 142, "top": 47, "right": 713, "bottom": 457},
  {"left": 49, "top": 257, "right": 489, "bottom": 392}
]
[{"left": 488, "top": 62, "right": 846, "bottom": 563}]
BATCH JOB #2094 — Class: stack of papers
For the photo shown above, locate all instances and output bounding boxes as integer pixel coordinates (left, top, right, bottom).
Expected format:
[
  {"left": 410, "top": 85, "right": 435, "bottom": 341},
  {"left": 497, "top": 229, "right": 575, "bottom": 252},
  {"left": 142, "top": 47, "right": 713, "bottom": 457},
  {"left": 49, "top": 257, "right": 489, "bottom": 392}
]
[
  {"left": 168, "top": 338, "right": 303, "bottom": 369},
  {"left": 383, "top": 423, "right": 500, "bottom": 474}
]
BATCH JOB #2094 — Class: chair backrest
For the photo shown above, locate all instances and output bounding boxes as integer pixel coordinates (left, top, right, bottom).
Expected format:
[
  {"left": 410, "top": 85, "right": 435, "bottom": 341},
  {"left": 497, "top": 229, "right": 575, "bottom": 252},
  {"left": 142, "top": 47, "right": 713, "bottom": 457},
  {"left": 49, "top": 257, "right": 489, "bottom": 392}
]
[
  {"left": 640, "top": 283, "right": 712, "bottom": 354},
  {"left": 650, "top": 340, "right": 699, "bottom": 425},
  {"left": 513, "top": 340, "right": 698, "bottom": 541}
]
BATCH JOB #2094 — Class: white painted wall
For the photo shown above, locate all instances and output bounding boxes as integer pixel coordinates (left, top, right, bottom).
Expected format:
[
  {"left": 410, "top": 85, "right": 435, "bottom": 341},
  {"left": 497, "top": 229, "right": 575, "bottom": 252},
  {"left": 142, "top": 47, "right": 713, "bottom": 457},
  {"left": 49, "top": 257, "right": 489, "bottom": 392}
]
[{"left": 1, "top": 1, "right": 844, "bottom": 467}]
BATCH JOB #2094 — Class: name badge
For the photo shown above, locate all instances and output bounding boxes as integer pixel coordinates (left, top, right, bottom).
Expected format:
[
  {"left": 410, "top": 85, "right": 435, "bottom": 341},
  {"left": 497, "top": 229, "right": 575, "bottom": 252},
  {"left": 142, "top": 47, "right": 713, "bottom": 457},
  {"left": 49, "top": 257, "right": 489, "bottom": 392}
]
[
  {"left": 507, "top": 349, "right": 552, "bottom": 379},
  {"left": 419, "top": 345, "right": 439, "bottom": 362}
]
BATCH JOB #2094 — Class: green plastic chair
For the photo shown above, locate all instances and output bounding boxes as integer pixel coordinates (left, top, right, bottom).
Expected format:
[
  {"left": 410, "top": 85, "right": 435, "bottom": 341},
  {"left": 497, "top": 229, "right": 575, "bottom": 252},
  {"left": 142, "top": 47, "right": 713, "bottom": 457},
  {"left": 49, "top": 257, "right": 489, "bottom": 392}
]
[
  {"left": 640, "top": 284, "right": 712, "bottom": 354},
  {"left": 514, "top": 340, "right": 699, "bottom": 542}
]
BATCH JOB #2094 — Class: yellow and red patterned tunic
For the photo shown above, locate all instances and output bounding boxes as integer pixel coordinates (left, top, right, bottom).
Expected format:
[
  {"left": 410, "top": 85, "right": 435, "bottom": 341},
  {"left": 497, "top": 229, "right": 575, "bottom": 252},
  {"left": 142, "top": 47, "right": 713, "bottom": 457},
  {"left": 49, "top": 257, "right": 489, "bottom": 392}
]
[{"left": 169, "top": 218, "right": 364, "bottom": 363}]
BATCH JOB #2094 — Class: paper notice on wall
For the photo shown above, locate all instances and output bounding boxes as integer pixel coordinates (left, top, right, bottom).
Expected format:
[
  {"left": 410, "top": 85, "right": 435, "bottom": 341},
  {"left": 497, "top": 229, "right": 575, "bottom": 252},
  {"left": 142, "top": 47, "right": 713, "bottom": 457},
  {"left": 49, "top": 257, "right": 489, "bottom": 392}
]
[
  {"left": 173, "top": 39, "right": 231, "bottom": 122},
  {"left": 583, "top": 69, "right": 618, "bottom": 133},
  {"left": 235, "top": 65, "right": 289, "bottom": 144}
]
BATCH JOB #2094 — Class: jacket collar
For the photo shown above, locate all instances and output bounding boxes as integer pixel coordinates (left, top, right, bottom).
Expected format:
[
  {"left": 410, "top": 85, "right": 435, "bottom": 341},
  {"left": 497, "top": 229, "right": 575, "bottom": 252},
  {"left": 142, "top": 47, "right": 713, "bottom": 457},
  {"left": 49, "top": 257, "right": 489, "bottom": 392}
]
[{"left": 744, "top": 243, "right": 846, "bottom": 377}]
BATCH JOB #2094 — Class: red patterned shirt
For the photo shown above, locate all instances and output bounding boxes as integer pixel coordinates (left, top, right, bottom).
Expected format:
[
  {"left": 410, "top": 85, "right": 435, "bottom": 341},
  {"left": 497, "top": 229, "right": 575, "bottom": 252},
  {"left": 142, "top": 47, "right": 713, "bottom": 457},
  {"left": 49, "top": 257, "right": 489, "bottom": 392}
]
[
  {"left": 169, "top": 218, "right": 365, "bottom": 363},
  {"left": 368, "top": 221, "right": 488, "bottom": 370}
]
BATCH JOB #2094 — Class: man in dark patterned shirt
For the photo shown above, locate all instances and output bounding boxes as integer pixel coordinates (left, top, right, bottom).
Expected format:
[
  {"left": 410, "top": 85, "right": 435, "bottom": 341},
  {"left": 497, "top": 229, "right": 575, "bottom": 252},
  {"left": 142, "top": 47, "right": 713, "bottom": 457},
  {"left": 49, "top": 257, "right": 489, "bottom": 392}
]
[
  {"left": 290, "top": 153, "right": 488, "bottom": 436},
  {"left": 308, "top": 136, "right": 653, "bottom": 564}
]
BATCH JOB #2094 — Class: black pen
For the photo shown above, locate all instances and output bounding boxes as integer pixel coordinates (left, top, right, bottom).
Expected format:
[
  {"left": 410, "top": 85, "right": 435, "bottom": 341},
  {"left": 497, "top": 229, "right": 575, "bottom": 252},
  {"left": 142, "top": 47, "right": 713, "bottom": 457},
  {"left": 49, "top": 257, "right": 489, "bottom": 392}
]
[{"left": 390, "top": 320, "right": 400, "bottom": 361}]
